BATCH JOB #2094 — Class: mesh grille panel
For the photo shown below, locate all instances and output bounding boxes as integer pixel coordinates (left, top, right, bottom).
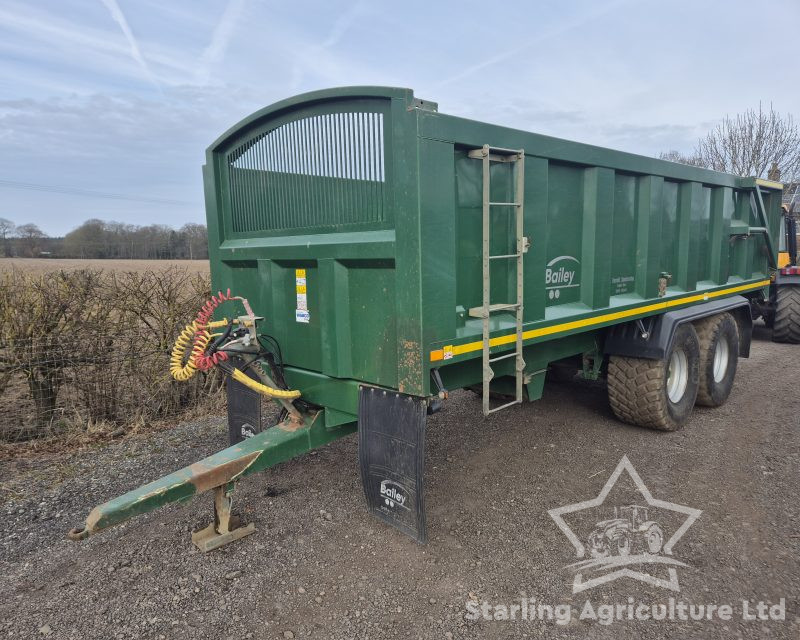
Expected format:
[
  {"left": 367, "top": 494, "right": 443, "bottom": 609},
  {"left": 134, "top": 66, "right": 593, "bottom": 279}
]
[{"left": 227, "top": 112, "right": 386, "bottom": 233}]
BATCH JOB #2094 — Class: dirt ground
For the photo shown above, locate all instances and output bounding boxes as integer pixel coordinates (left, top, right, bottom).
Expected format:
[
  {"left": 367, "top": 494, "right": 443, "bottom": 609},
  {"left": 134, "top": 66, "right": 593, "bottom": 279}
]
[
  {"left": 0, "top": 258, "right": 210, "bottom": 274},
  {"left": 1, "top": 324, "right": 798, "bottom": 639}
]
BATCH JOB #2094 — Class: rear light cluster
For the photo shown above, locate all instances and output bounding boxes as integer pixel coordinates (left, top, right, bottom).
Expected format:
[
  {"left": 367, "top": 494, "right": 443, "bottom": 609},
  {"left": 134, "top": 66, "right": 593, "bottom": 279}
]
[{"left": 780, "top": 266, "right": 800, "bottom": 276}]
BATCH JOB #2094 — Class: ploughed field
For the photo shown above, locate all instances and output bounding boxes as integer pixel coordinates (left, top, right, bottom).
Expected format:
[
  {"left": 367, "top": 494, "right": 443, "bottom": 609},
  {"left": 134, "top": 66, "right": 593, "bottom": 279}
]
[
  {"left": 0, "top": 258, "right": 210, "bottom": 274},
  {"left": 0, "top": 326, "right": 798, "bottom": 639}
]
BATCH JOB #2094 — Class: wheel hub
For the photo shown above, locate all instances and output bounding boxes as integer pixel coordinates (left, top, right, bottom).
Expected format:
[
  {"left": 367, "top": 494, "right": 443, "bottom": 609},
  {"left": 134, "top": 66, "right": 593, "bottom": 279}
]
[
  {"left": 712, "top": 336, "right": 729, "bottom": 383},
  {"left": 667, "top": 349, "right": 689, "bottom": 403}
]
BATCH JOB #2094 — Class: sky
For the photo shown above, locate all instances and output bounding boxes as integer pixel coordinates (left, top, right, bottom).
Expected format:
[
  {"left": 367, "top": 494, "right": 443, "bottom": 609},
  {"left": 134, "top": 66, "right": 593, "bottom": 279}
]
[{"left": 1, "top": 0, "right": 799, "bottom": 237}]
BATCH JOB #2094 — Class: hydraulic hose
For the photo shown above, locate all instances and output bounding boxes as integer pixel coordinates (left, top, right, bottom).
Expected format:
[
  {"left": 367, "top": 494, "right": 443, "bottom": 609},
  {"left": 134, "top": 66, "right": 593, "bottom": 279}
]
[{"left": 230, "top": 368, "right": 301, "bottom": 399}]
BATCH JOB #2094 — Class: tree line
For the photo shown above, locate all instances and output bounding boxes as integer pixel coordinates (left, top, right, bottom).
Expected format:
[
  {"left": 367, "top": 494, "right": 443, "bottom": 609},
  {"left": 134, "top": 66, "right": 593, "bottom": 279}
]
[{"left": 0, "top": 218, "right": 209, "bottom": 260}]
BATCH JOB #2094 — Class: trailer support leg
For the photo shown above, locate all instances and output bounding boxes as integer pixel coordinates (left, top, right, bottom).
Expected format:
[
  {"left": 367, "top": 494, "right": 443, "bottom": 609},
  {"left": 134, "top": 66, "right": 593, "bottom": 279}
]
[{"left": 191, "top": 483, "right": 256, "bottom": 552}]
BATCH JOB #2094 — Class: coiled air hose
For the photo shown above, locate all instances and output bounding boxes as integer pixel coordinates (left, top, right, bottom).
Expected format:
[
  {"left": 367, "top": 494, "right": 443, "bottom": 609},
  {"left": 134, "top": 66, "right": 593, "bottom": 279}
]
[{"left": 169, "top": 289, "right": 301, "bottom": 400}]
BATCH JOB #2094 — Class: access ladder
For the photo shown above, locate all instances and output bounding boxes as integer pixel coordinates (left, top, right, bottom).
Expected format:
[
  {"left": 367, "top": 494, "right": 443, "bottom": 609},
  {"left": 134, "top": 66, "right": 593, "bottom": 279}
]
[{"left": 467, "top": 145, "right": 528, "bottom": 416}]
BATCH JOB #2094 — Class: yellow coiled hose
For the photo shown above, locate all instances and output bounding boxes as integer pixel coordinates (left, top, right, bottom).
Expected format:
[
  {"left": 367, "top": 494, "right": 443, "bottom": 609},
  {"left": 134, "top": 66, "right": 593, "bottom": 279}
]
[{"left": 169, "top": 319, "right": 226, "bottom": 382}]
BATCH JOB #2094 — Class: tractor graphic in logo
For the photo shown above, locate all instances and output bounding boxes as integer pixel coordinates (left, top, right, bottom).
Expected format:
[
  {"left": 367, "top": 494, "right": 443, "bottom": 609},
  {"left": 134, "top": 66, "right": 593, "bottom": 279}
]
[{"left": 587, "top": 505, "right": 664, "bottom": 558}]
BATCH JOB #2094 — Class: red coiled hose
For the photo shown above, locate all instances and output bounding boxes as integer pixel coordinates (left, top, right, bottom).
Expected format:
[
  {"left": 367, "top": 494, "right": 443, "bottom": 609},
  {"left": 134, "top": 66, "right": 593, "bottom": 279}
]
[{"left": 193, "top": 289, "right": 234, "bottom": 371}]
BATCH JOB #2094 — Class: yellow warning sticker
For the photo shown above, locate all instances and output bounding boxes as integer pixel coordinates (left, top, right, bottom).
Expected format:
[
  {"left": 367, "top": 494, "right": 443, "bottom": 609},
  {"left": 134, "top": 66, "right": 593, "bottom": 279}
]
[{"left": 295, "top": 268, "right": 309, "bottom": 322}]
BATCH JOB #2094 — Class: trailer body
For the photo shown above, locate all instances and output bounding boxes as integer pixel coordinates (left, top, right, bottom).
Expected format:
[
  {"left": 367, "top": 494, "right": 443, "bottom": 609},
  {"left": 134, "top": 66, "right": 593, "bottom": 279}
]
[
  {"left": 70, "top": 87, "right": 784, "bottom": 547},
  {"left": 204, "top": 86, "right": 779, "bottom": 419}
]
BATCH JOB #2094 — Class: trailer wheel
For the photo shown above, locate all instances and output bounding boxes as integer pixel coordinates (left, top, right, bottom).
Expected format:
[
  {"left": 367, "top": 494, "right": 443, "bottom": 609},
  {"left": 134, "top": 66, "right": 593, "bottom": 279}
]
[
  {"left": 694, "top": 313, "right": 739, "bottom": 407},
  {"left": 773, "top": 286, "right": 800, "bottom": 344},
  {"left": 607, "top": 323, "right": 700, "bottom": 431}
]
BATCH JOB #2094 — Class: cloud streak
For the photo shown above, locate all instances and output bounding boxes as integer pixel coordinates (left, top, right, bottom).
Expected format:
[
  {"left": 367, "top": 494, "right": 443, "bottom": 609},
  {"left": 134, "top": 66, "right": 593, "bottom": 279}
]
[
  {"left": 98, "top": 0, "right": 160, "bottom": 89},
  {"left": 196, "top": 0, "right": 247, "bottom": 85},
  {"left": 289, "top": 0, "right": 369, "bottom": 91},
  {"left": 439, "top": 0, "right": 632, "bottom": 87}
]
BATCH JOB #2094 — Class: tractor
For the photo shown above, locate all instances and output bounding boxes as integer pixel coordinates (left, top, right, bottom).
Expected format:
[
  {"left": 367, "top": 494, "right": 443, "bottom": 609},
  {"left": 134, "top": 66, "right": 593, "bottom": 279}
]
[
  {"left": 752, "top": 194, "right": 800, "bottom": 343},
  {"left": 587, "top": 505, "right": 664, "bottom": 558}
]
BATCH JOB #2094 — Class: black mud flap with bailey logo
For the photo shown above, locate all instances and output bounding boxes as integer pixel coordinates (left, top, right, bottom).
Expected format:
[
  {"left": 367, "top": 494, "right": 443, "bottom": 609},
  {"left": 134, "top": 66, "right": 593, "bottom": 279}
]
[
  {"left": 226, "top": 357, "right": 263, "bottom": 445},
  {"left": 358, "top": 386, "right": 427, "bottom": 543}
]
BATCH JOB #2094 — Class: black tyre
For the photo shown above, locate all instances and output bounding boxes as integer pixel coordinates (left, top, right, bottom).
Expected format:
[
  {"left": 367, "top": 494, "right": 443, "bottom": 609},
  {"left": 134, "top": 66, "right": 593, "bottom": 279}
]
[
  {"left": 773, "top": 286, "right": 800, "bottom": 344},
  {"left": 646, "top": 524, "right": 664, "bottom": 554},
  {"left": 694, "top": 313, "right": 738, "bottom": 407},
  {"left": 607, "top": 323, "right": 700, "bottom": 431}
]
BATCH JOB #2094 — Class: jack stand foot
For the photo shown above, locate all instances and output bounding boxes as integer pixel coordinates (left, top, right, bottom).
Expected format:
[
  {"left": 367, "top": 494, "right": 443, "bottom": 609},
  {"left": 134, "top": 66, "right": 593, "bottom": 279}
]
[{"left": 191, "top": 485, "right": 256, "bottom": 552}]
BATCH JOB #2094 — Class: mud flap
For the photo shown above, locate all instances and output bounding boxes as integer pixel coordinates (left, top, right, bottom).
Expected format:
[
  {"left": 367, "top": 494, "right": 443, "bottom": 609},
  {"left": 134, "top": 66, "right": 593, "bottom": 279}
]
[
  {"left": 226, "top": 358, "right": 262, "bottom": 445},
  {"left": 358, "top": 386, "right": 427, "bottom": 543}
]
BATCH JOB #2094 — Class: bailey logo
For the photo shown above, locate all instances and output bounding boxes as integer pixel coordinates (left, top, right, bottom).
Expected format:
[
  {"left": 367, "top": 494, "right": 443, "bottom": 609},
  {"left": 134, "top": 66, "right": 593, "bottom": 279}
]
[
  {"left": 548, "top": 456, "right": 702, "bottom": 593},
  {"left": 380, "top": 480, "right": 410, "bottom": 511},
  {"left": 545, "top": 255, "right": 580, "bottom": 299}
]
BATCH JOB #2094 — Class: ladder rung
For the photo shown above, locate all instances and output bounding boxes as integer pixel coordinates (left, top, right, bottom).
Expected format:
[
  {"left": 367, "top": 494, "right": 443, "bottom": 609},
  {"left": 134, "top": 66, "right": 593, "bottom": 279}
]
[
  {"left": 468, "top": 145, "right": 523, "bottom": 156},
  {"left": 487, "top": 303, "right": 520, "bottom": 312},
  {"left": 489, "top": 253, "right": 521, "bottom": 260},
  {"left": 468, "top": 303, "right": 520, "bottom": 318},
  {"left": 468, "top": 149, "right": 524, "bottom": 163},
  {"left": 489, "top": 201, "right": 521, "bottom": 206},
  {"left": 489, "top": 351, "right": 519, "bottom": 363},
  {"left": 486, "top": 145, "right": 522, "bottom": 154},
  {"left": 487, "top": 399, "right": 522, "bottom": 414}
]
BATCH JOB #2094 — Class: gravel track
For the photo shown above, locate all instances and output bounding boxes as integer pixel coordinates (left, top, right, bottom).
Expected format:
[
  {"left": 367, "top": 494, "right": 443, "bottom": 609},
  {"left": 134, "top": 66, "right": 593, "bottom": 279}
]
[{"left": 1, "top": 325, "right": 798, "bottom": 639}]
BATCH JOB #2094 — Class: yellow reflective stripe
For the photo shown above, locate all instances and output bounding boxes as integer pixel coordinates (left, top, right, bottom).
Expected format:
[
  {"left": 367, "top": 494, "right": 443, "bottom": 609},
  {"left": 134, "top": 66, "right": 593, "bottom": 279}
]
[{"left": 429, "top": 280, "right": 769, "bottom": 362}]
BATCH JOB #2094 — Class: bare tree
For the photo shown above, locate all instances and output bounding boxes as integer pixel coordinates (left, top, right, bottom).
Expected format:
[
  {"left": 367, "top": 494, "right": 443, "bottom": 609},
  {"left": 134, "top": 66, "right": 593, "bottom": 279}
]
[
  {"left": 659, "top": 150, "right": 705, "bottom": 167},
  {"left": 695, "top": 104, "right": 800, "bottom": 180},
  {"left": 180, "top": 223, "right": 208, "bottom": 260},
  {"left": 0, "top": 218, "right": 14, "bottom": 257},
  {"left": 15, "top": 223, "right": 46, "bottom": 258}
]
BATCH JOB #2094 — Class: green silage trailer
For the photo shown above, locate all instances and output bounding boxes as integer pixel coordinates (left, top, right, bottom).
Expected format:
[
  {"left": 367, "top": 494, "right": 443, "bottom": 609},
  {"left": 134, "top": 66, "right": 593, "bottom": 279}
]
[{"left": 71, "top": 87, "right": 793, "bottom": 549}]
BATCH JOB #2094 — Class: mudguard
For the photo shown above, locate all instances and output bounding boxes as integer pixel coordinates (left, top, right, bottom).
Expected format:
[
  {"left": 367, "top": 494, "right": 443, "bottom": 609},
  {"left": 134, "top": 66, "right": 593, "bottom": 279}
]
[
  {"left": 226, "top": 357, "right": 263, "bottom": 444},
  {"left": 604, "top": 295, "right": 753, "bottom": 360},
  {"left": 358, "top": 386, "right": 427, "bottom": 543}
]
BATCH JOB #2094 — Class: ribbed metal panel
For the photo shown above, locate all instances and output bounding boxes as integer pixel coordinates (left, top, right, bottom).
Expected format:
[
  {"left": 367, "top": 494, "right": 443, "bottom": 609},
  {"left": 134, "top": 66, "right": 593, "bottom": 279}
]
[{"left": 227, "top": 112, "right": 386, "bottom": 233}]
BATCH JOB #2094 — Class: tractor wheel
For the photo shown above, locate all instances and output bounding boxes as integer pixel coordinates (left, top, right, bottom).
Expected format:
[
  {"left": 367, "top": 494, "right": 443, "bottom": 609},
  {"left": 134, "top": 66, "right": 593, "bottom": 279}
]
[
  {"left": 607, "top": 323, "right": 700, "bottom": 431},
  {"left": 694, "top": 313, "right": 739, "bottom": 407},
  {"left": 773, "top": 286, "right": 800, "bottom": 344},
  {"left": 646, "top": 524, "right": 664, "bottom": 554},
  {"left": 617, "top": 533, "right": 631, "bottom": 556}
]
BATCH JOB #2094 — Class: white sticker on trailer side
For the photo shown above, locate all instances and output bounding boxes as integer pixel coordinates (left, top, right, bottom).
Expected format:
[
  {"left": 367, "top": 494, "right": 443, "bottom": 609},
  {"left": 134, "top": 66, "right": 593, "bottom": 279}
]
[{"left": 295, "top": 309, "right": 310, "bottom": 323}]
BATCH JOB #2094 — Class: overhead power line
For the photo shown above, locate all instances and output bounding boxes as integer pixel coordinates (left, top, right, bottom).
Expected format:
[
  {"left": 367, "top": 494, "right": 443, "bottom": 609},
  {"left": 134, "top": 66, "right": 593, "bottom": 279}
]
[{"left": 0, "top": 179, "right": 199, "bottom": 207}]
